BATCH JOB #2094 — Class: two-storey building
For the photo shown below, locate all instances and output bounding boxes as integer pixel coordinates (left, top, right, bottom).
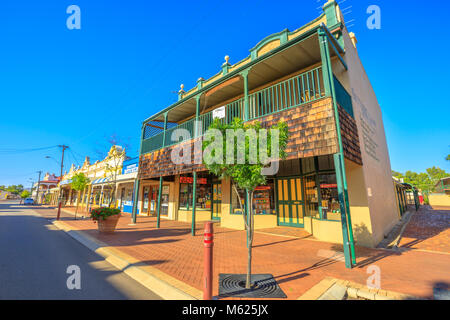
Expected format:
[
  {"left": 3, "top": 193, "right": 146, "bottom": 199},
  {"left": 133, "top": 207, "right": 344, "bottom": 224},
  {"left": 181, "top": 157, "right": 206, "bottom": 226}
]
[{"left": 132, "top": 1, "right": 400, "bottom": 265}]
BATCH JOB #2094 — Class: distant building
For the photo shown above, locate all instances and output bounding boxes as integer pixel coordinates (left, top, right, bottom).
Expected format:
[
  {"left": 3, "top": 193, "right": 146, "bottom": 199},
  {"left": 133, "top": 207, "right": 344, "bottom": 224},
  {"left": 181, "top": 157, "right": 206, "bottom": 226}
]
[
  {"left": 429, "top": 177, "right": 450, "bottom": 207},
  {"left": 49, "top": 145, "right": 128, "bottom": 211},
  {"left": 32, "top": 173, "right": 60, "bottom": 204}
]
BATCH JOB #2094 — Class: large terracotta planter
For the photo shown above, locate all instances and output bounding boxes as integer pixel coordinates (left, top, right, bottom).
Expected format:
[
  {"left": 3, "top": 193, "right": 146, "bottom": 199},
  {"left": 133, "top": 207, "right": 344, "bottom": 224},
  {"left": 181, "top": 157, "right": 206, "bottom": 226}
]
[{"left": 97, "top": 214, "right": 121, "bottom": 233}]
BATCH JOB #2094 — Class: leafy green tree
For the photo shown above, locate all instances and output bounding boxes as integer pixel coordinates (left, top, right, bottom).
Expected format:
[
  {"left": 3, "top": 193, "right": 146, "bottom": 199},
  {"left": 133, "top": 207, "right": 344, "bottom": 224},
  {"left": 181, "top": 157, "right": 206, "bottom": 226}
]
[
  {"left": 393, "top": 166, "right": 449, "bottom": 193},
  {"left": 202, "top": 118, "right": 289, "bottom": 289},
  {"left": 426, "top": 167, "right": 448, "bottom": 185},
  {"left": 446, "top": 154, "right": 450, "bottom": 162},
  {"left": 20, "top": 190, "right": 31, "bottom": 199},
  {"left": 70, "top": 172, "right": 90, "bottom": 219},
  {"left": 7, "top": 184, "right": 24, "bottom": 195}
]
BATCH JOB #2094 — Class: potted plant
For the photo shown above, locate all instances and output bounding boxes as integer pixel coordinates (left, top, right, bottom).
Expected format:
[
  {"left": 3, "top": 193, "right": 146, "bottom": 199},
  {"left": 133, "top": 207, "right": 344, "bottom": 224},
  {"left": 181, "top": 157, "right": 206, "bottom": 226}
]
[{"left": 90, "top": 207, "right": 121, "bottom": 233}]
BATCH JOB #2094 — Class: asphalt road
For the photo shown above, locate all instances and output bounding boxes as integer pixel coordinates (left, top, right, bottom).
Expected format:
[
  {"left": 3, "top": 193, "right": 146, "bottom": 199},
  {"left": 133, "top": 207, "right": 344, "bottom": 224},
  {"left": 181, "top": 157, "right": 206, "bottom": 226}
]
[{"left": 0, "top": 200, "right": 162, "bottom": 300}]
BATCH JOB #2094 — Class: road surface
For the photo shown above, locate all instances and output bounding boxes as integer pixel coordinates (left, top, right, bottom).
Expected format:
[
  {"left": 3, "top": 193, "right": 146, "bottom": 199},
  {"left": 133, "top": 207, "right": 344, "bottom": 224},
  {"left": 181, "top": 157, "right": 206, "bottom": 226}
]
[{"left": 0, "top": 200, "right": 161, "bottom": 300}]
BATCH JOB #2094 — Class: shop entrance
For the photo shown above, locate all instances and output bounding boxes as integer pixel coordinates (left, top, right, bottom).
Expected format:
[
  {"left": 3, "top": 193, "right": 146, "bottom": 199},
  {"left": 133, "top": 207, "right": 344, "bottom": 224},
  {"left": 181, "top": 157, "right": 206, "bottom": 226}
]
[
  {"left": 142, "top": 186, "right": 159, "bottom": 216},
  {"left": 212, "top": 183, "right": 222, "bottom": 221},
  {"left": 277, "top": 178, "right": 305, "bottom": 227}
]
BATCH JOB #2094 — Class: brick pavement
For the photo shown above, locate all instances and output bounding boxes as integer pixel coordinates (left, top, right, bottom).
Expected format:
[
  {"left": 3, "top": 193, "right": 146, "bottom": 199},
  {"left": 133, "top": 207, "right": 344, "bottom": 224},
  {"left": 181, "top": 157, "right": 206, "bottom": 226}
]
[
  {"left": 34, "top": 205, "right": 450, "bottom": 299},
  {"left": 399, "top": 206, "right": 450, "bottom": 253}
]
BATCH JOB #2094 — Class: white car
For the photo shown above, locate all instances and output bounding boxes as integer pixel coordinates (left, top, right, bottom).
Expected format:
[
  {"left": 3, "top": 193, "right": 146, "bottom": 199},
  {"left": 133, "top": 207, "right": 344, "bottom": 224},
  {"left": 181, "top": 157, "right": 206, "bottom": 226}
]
[{"left": 23, "top": 198, "right": 34, "bottom": 205}]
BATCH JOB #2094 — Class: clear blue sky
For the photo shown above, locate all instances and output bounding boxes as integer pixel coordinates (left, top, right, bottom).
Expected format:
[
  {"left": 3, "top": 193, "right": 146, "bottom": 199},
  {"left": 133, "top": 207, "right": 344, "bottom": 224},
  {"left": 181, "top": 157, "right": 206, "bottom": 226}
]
[{"left": 0, "top": 0, "right": 449, "bottom": 187}]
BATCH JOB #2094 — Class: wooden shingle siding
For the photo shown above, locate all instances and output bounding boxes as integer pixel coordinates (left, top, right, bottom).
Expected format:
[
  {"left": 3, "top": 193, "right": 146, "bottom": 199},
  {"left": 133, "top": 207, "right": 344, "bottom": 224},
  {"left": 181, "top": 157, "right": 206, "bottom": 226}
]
[
  {"left": 338, "top": 105, "right": 363, "bottom": 165},
  {"left": 139, "top": 97, "right": 362, "bottom": 179}
]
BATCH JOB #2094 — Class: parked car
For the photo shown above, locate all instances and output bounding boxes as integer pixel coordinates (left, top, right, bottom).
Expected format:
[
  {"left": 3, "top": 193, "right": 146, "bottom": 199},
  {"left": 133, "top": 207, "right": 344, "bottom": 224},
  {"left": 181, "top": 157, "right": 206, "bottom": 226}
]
[{"left": 23, "top": 198, "right": 34, "bottom": 205}]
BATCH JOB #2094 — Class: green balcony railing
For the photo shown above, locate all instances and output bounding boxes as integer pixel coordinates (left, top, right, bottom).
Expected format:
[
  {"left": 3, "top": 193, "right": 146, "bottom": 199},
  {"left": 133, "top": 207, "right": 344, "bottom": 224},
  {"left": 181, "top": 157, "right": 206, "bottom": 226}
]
[
  {"left": 141, "top": 66, "right": 334, "bottom": 155},
  {"left": 164, "top": 118, "right": 195, "bottom": 147},
  {"left": 248, "top": 66, "right": 325, "bottom": 120}
]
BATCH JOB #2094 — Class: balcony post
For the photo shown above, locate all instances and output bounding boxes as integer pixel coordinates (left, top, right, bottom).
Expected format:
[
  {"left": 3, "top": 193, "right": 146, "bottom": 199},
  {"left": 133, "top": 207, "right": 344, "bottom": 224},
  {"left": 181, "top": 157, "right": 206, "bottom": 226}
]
[
  {"left": 162, "top": 112, "right": 168, "bottom": 147},
  {"left": 194, "top": 95, "right": 201, "bottom": 137},
  {"left": 241, "top": 69, "right": 250, "bottom": 121},
  {"left": 156, "top": 176, "right": 163, "bottom": 228},
  {"left": 319, "top": 27, "right": 355, "bottom": 268},
  {"left": 191, "top": 171, "right": 197, "bottom": 236}
]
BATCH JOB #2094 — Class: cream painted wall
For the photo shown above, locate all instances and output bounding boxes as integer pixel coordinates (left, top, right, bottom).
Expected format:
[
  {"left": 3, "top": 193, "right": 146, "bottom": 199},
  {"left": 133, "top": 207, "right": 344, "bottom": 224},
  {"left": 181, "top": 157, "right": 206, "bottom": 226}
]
[
  {"left": 331, "top": 27, "right": 399, "bottom": 246},
  {"left": 429, "top": 194, "right": 450, "bottom": 207}
]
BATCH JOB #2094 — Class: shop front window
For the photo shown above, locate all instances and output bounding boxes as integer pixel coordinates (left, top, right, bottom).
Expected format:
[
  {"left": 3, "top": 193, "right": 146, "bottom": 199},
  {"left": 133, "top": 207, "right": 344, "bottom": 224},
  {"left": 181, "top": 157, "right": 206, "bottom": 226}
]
[
  {"left": 231, "top": 186, "right": 245, "bottom": 214},
  {"left": 318, "top": 173, "right": 340, "bottom": 221},
  {"left": 305, "top": 175, "right": 320, "bottom": 219},
  {"left": 161, "top": 185, "right": 169, "bottom": 215},
  {"left": 179, "top": 174, "right": 212, "bottom": 211},
  {"left": 231, "top": 180, "right": 275, "bottom": 215}
]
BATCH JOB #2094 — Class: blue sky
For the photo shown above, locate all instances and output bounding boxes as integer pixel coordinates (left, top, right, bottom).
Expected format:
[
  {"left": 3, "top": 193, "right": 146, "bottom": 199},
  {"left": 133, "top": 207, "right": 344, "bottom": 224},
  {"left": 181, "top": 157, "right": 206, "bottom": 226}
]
[{"left": 0, "top": 0, "right": 449, "bottom": 186}]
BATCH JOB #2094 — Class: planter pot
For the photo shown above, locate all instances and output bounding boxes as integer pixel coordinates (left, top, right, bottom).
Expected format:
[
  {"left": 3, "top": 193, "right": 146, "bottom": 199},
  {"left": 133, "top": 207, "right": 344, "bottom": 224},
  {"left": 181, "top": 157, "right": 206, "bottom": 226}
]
[{"left": 97, "top": 214, "right": 121, "bottom": 233}]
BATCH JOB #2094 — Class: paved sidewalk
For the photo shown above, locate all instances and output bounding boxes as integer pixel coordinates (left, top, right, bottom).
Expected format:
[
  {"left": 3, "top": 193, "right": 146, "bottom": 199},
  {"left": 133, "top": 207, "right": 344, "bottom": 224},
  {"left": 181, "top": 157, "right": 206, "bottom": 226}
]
[
  {"left": 399, "top": 206, "right": 450, "bottom": 253},
  {"left": 35, "top": 205, "right": 450, "bottom": 299}
]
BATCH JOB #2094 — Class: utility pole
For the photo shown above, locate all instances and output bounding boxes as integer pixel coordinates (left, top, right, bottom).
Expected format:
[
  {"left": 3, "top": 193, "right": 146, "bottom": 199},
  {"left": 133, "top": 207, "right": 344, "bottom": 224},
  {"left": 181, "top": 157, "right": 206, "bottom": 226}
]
[
  {"left": 56, "top": 145, "right": 69, "bottom": 220},
  {"left": 35, "top": 171, "right": 42, "bottom": 204}
]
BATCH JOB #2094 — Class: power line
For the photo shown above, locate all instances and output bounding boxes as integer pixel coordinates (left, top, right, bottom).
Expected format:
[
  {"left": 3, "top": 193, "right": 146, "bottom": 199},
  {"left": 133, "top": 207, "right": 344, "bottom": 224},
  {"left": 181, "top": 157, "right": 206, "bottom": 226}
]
[{"left": 0, "top": 145, "right": 58, "bottom": 155}]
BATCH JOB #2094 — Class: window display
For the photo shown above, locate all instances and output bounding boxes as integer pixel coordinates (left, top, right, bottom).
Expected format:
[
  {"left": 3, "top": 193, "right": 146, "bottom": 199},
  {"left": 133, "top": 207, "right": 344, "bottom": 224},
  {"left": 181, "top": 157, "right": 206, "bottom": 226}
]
[
  {"left": 318, "top": 173, "right": 340, "bottom": 221},
  {"left": 231, "top": 181, "right": 275, "bottom": 215},
  {"left": 304, "top": 175, "right": 320, "bottom": 219},
  {"left": 179, "top": 174, "right": 212, "bottom": 211}
]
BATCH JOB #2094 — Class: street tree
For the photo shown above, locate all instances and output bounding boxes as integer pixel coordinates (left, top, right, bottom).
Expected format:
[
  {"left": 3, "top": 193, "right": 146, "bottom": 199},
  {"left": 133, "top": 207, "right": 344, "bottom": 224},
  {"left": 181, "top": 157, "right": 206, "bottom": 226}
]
[
  {"left": 70, "top": 172, "right": 90, "bottom": 219},
  {"left": 202, "top": 117, "right": 289, "bottom": 289},
  {"left": 95, "top": 134, "right": 130, "bottom": 208},
  {"left": 20, "top": 190, "right": 31, "bottom": 199}
]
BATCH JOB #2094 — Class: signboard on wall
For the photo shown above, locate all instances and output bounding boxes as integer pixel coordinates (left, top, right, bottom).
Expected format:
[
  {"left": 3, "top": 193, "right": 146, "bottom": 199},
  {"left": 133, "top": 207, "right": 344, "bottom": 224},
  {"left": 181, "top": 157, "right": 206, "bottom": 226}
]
[
  {"left": 179, "top": 176, "right": 207, "bottom": 185},
  {"left": 123, "top": 163, "right": 138, "bottom": 174},
  {"left": 212, "top": 106, "right": 225, "bottom": 119}
]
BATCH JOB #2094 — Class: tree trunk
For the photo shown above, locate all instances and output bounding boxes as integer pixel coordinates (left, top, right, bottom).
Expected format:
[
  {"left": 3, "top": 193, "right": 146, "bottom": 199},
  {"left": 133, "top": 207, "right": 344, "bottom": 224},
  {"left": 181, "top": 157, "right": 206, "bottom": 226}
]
[{"left": 245, "top": 189, "right": 254, "bottom": 289}]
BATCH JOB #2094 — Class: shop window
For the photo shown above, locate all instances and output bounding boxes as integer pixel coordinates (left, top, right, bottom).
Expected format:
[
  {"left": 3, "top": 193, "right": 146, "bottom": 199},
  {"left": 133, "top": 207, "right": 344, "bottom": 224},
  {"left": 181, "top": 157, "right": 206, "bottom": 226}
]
[
  {"left": 231, "top": 186, "right": 246, "bottom": 214},
  {"left": 318, "top": 173, "right": 341, "bottom": 221},
  {"left": 179, "top": 174, "right": 212, "bottom": 211},
  {"left": 253, "top": 181, "right": 276, "bottom": 215},
  {"left": 231, "top": 180, "right": 275, "bottom": 215},
  {"left": 304, "top": 175, "right": 320, "bottom": 219}
]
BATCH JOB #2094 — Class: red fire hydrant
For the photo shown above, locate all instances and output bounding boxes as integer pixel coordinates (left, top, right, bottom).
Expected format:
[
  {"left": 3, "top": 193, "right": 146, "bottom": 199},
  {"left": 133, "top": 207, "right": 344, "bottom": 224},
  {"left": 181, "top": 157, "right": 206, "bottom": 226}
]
[{"left": 203, "top": 221, "right": 214, "bottom": 300}]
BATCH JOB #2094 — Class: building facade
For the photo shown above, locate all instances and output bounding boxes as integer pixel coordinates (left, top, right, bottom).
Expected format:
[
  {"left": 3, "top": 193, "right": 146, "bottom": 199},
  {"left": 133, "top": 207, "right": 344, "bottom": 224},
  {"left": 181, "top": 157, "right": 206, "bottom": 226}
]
[
  {"left": 49, "top": 146, "right": 127, "bottom": 211},
  {"left": 429, "top": 177, "right": 450, "bottom": 206},
  {"left": 132, "top": 0, "right": 400, "bottom": 255},
  {"left": 32, "top": 173, "right": 59, "bottom": 204}
]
